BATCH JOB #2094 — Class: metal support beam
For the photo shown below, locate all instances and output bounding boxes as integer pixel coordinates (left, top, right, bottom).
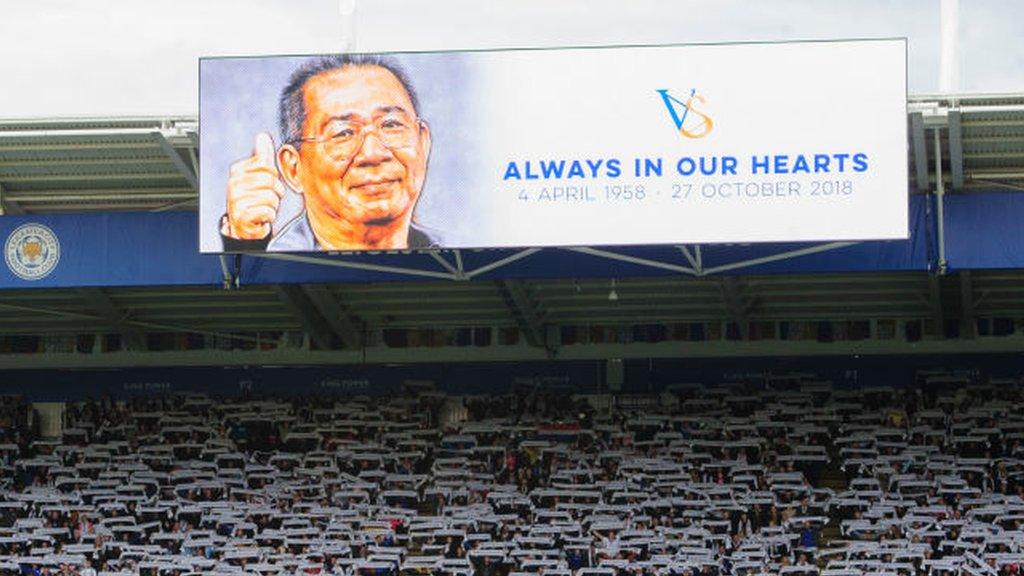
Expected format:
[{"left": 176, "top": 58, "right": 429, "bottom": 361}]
[
  {"left": 0, "top": 172, "right": 182, "bottom": 183},
  {"left": 254, "top": 253, "right": 456, "bottom": 280},
  {"left": 0, "top": 127, "right": 178, "bottom": 138},
  {"left": 678, "top": 246, "right": 699, "bottom": 271},
  {"left": 948, "top": 110, "right": 964, "bottom": 189},
  {"left": 497, "top": 280, "right": 552, "bottom": 354},
  {"left": 453, "top": 250, "right": 464, "bottom": 276},
  {"left": 928, "top": 274, "right": 945, "bottom": 339},
  {"left": 911, "top": 112, "right": 930, "bottom": 192},
  {"left": 154, "top": 132, "right": 198, "bottom": 190},
  {"left": 76, "top": 288, "right": 146, "bottom": 351},
  {"left": 274, "top": 285, "right": 335, "bottom": 350},
  {"left": 7, "top": 190, "right": 195, "bottom": 203},
  {"left": 465, "top": 249, "right": 542, "bottom": 279},
  {"left": 427, "top": 251, "right": 462, "bottom": 278},
  {"left": 152, "top": 198, "right": 199, "bottom": 213},
  {"left": 0, "top": 156, "right": 176, "bottom": 169},
  {"left": 719, "top": 277, "right": 753, "bottom": 340},
  {"left": 567, "top": 247, "right": 696, "bottom": 275},
  {"left": 934, "top": 128, "right": 948, "bottom": 274},
  {"left": 218, "top": 255, "right": 233, "bottom": 290},
  {"left": 300, "top": 284, "right": 363, "bottom": 349},
  {"left": 701, "top": 242, "right": 857, "bottom": 276},
  {"left": 0, "top": 184, "right": 26, "bottom": 215},
  {"left": 959, "top": 271, "right": 976, "bottom": 339}
]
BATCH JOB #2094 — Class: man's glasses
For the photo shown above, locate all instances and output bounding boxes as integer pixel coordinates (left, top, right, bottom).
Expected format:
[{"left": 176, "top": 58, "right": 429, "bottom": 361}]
[{"left": 289, "top": 113, "right": 425, "bottom": 162}]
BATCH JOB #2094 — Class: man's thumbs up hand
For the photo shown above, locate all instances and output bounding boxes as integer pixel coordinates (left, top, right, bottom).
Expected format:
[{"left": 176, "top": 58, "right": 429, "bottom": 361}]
[{"left": 223, "top": 132, "right": 286, "bottom": 240}]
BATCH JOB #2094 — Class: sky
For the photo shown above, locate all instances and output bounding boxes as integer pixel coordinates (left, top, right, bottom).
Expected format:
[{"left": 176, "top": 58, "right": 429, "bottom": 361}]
[{"left": 0, "top": 0, "right": 1022, "bottom": 118}]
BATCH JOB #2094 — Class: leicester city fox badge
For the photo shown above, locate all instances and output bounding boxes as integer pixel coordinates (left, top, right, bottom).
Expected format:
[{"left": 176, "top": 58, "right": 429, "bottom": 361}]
[{"left": 5, "top": 223, "right": 60, "bottom": 281}]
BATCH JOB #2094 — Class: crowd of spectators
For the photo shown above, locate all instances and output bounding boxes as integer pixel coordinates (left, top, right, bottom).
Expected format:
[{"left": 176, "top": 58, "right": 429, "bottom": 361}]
[{"left": 1, "top": 375, "right": 1023, "bottom": 576}]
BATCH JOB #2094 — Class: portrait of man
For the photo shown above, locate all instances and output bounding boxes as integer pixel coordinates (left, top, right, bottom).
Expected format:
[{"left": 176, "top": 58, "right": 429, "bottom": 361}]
[{"left": 218, "top": 54, "right": 436, "bottom": 252}]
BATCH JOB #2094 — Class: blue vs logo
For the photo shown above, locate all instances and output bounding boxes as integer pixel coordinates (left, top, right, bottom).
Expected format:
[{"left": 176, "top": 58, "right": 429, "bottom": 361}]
[{"left": 657, "top": 88, "right": 714, "bottom": 139}]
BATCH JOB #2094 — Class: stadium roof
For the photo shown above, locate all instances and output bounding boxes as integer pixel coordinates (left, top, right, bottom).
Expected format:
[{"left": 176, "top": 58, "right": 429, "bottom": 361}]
[
  {"left": 1, "top": 94, "right": 1022, "bottom": 213},
  {"left": 0, "top": 94, "right": 1021, "bottom": 363}
]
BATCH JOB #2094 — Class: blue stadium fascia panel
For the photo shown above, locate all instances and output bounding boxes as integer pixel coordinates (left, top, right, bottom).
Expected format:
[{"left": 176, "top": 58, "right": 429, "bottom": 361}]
[{"left": 0, "top": 194, "right": 942, "bottom": 290}]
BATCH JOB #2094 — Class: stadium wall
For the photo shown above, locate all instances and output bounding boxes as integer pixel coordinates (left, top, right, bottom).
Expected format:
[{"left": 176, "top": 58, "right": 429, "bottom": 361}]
[{"left": 2, "top": 353, "right": 1021, "bottom": 402}]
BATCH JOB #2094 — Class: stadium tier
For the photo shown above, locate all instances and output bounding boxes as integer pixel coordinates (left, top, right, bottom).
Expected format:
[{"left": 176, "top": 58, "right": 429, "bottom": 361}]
[{"left": 1, "top": 376, "right": 1024, "bottom": 575}]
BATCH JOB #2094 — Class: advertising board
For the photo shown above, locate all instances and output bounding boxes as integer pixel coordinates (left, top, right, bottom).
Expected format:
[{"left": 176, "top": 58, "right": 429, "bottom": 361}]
[{"left": 199, "top": 39, "right": 907, "bottom": 253}]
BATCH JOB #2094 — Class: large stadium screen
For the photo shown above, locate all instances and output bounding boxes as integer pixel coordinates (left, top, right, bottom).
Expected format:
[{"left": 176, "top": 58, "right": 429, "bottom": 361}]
[{"left": 199, "top": 39, "right": 907, "bottom": 254}]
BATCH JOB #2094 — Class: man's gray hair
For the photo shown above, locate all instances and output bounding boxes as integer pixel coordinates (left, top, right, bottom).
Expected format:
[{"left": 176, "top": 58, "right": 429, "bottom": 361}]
[{"left": 279, "top": 54, "right": 420, "bottom": 147}]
